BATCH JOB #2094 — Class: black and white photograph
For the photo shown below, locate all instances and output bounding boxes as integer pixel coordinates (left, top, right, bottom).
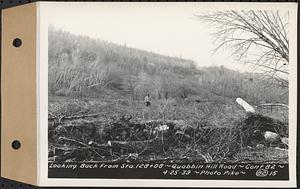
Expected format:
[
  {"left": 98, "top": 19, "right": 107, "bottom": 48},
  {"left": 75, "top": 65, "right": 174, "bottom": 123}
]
[{"left": 42, "top": 2, "right": 297, "bottom": 184}]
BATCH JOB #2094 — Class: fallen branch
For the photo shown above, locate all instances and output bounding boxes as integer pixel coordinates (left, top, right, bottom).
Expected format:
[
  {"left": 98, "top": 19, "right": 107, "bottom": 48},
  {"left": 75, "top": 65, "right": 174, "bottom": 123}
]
[
  {"left": 59, "top": 137, "right": 91, "bottom": 147},
  {"left": 258, "top": 103, "right": 289, "bottom": 109},
  {"left": 146, "top": 156, "right": 189, "bottom": 163},
  {"left": 58, "top": 137, "right": 105, "bottom": 158},
  {"left": 48, "top": 116, "right": 57, "bottom": 121},
  {"left": 62, "top": 113, "right": 101, "bottom": 120},
  {"left": 49, "top": 113, "right": 102, "bottom": 122},
  {"left": 180, "top": 137, "right": 204, "bottom": 158},
  {"left": 87, "top": 137, "right": 165, "bottom": 155}
]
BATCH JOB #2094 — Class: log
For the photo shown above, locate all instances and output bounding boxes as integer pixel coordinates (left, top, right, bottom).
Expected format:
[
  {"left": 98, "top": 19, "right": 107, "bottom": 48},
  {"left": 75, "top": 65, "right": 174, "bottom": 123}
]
[
  {"left": 236, "top": 97, "right": 255, "bottom": 113},
  {"left": 50, "top": 137, "right": 168, "bottom": 162},
  {"left": 258, "top": 103, "right": 289, "bottom": 109},
  {"left": 89, "top": 137, "right": 166, "bottom": 154},
  {"left": 48, "top": 113, "right": 102, "bottom": 122}
]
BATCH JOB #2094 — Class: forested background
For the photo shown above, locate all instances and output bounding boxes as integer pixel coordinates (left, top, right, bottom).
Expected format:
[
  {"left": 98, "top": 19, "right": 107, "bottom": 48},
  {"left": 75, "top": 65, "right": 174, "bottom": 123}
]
[
  {"left": 48, "top": 27, "right": 288, "bottom": 105},
  {"left": 48, "top": 27, "right": 288, "bottom": 163}
]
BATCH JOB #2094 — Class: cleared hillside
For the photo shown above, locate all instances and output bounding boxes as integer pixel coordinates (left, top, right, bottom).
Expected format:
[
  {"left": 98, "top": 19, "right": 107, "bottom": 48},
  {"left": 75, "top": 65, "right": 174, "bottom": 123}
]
[
  {"left": 49, "top": 27, "right": 287, "bottom": 105},
  {"left": 48, "top": 28, "right": 289, "bottom": 163}
]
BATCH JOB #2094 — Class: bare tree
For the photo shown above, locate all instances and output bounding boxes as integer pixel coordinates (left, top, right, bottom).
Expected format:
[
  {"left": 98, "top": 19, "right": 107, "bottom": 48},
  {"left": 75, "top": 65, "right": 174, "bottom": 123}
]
[{"left": 195, "top": 11, "right": 289, "bottom": 87}]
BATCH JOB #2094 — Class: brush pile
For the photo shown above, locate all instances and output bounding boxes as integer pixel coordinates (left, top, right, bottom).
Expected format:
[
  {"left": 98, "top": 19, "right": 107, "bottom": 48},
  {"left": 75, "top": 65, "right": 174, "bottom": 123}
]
[{"left": 48, "top": 110, "right": 288, "bottom": 163}]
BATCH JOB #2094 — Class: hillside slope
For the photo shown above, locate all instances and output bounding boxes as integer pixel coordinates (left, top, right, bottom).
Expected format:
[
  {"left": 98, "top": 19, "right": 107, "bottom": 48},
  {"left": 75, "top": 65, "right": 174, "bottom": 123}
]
[{"left": 48, "top": 27, "right": 288, "bottom": 105}]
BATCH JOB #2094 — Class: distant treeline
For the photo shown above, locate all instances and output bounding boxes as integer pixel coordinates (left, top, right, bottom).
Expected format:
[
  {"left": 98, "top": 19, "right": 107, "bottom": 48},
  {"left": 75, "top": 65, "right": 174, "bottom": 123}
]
[{"left": 48, "top": 27, "right": 288, "bottom": 105}]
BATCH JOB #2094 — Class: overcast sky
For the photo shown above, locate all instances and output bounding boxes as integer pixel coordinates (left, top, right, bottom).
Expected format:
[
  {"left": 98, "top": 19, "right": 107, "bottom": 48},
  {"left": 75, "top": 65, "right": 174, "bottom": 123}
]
[{"left": 44, "top": 2, "right": 257, "bottom": 72}]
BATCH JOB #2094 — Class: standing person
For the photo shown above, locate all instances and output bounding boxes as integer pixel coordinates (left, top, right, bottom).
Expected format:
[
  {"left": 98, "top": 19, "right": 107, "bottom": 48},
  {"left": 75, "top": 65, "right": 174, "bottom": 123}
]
[{"left": 144, "top": 94, "right": 151, "bottom": 107}]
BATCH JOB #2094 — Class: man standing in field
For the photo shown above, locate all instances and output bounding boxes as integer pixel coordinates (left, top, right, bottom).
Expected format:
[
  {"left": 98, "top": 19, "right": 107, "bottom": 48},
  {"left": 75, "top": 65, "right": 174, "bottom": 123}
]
[{"left": 144, "top": 94, "right": 151, "bottom": 107}]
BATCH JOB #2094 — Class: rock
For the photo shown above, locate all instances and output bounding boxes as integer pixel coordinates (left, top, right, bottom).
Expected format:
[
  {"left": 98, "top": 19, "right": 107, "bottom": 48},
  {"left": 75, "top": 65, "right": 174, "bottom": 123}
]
[{"left": 256, "top": 144, "right": 264, "bottom": 149}]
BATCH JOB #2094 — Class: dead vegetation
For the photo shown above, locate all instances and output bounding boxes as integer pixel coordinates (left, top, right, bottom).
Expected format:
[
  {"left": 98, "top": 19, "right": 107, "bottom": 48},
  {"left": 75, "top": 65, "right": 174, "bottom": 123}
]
[
  {"left": 48, "top": 97, "right": 288, "bottom": 163},
  {"left": 47, "top": 14, "right": 289, "bottom": 164}
]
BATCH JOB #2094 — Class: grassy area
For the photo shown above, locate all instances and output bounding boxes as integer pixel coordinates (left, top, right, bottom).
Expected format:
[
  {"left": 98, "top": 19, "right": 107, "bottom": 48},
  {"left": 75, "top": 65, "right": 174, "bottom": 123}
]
[{"left": 49, "top": 95, "right": 246, "bottom": 128}]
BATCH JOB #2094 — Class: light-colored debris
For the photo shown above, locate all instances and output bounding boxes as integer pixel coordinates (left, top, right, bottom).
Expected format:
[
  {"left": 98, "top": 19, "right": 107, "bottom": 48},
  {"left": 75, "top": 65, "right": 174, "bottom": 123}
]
[
  {"left": 256, "top": 144, "right": 264, "bottom": 149},
  {"left": 236, "top": 97, "right": 255, "bottom": 113},
  {"left": 280, "top": 137, "right": 289, "bottom": 146},
  {"left": 263, "top": 131, "right": 280, "bottom": 143},
  {"left": 156, "top": 124, "right": 169, "bottom": 131}
]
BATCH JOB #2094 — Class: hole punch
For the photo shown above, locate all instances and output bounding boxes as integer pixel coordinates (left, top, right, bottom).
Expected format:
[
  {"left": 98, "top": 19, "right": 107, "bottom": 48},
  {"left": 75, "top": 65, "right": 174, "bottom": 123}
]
[
  {"left": 12, "top": 38, "right": 22, "bottom": 47},
  {"left": 12, "top": 140, "right": 21, "bottom": 150}
]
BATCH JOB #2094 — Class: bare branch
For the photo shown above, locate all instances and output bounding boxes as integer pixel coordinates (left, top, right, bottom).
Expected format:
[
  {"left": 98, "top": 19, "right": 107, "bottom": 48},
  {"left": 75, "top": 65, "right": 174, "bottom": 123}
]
[{"left": 195, "top": 10, "right": 289, "bottom": 87}]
